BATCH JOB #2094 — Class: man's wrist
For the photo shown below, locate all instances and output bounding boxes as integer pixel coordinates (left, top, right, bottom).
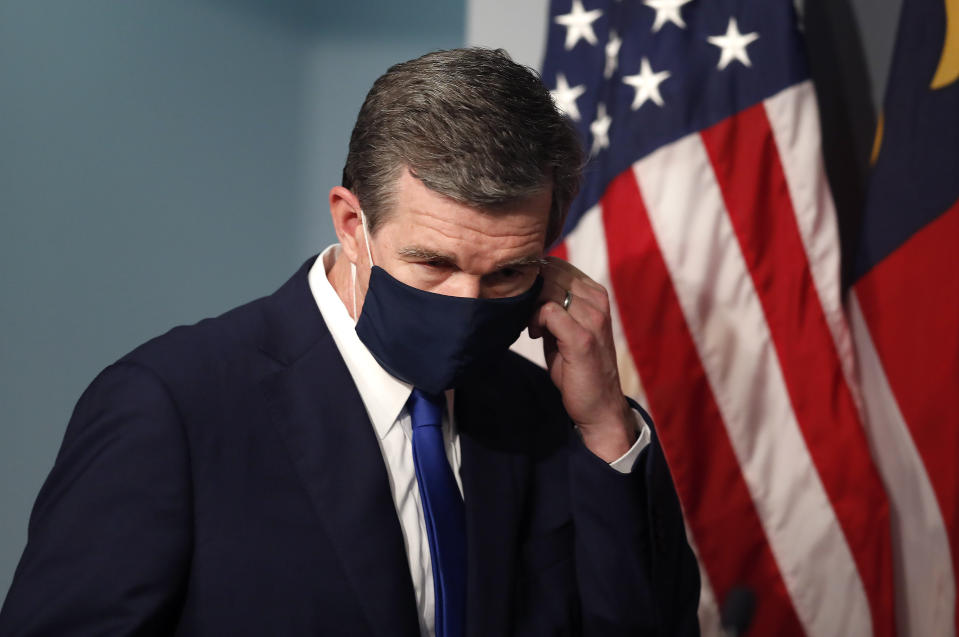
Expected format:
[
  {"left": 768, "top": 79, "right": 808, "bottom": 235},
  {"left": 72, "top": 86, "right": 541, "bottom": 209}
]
[{"left": 577, "top": 398, "right": 639, "bottom": 463}]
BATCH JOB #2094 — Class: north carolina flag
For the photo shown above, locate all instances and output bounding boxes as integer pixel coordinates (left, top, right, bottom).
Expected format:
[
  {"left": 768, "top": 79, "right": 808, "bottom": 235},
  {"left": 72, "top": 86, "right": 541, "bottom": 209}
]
[{"left": 849, "top": 0, "right": 959, "bottom": 634}]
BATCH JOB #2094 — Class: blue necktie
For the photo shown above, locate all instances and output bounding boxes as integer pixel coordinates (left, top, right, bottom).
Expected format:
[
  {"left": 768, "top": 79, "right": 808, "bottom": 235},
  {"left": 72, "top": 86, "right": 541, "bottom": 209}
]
[{"left": 408, "top": 388, "right": 466, "bottom": 637}]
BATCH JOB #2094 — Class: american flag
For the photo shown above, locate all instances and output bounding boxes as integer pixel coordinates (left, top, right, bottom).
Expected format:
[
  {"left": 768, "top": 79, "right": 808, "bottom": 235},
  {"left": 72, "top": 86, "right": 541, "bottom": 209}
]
[{"left": 515, "top": 0, "right": 904, "bottom": 634}]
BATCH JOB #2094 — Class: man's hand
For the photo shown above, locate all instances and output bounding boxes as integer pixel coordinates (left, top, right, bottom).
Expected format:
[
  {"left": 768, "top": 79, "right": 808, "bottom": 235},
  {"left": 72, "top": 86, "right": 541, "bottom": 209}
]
[{"left": 528, "top": 257, "right": 637, "bottom": 462}]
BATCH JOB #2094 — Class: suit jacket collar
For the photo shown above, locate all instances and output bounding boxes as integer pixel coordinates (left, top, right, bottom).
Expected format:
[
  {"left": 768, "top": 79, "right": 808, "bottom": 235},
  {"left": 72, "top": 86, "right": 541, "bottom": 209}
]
[{"left": 255, "top": 257, "right": 328, "bottom": 367}]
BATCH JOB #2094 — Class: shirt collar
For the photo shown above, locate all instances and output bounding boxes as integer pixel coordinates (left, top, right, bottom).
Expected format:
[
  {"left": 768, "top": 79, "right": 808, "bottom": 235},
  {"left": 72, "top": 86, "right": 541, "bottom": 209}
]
[{"left": 308, "top": 245, "right": 412, "bottom": 440}]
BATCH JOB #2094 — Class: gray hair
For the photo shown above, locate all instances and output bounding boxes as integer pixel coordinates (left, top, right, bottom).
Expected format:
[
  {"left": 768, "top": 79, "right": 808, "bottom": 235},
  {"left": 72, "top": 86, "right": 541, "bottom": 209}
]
[{"left": 341, "top": 47, "right": 583, "bottom": 246}]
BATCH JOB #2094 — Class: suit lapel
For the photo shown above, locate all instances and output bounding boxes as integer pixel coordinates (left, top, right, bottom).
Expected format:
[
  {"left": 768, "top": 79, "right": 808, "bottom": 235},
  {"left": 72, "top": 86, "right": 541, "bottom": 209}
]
[
  {"left": 259, "top": 262, "right": 420, "bottom": 637},
  {"left": 456, "top": 376, "right": 531, "bottom": 637}
]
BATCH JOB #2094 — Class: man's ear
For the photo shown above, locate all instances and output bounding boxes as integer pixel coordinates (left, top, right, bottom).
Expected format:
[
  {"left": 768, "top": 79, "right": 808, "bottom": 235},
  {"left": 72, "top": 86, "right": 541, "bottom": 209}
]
[{"left": 329, "top": 186, "right": 365, "bottom": 265}]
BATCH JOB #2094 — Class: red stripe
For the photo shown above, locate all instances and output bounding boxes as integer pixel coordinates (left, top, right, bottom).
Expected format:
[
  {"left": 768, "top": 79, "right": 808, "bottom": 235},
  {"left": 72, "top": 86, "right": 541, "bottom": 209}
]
[
  {"left": 856, "top": 198, "right": 959, "bottom": 632},
  {"left": 700, "top": 104, "right": 896, "bottom": 636},
  {"left": 549, "top": 240, "right": 569, "bottom": 262},
  {"left": 600, "top": 168, "right": 805, "bottom": 635}
]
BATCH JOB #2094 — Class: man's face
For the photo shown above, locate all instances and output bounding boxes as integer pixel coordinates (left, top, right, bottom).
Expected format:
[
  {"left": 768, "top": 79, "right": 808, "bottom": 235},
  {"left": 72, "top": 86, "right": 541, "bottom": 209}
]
[{"left": 359, "top": 169, "right": 550, "bottom": 300}]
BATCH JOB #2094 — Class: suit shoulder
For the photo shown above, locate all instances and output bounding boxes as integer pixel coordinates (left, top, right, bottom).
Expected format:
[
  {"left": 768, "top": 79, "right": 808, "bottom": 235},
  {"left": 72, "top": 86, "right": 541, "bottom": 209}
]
[
  {"left": 121, "top": 291, "right": 274, "bottom": 376},
  {"left": 120, "top": 258, "right": 317, "bottom": 377},
  {"left": 109, "top": 258, "right": 319, "bottom": 408}
]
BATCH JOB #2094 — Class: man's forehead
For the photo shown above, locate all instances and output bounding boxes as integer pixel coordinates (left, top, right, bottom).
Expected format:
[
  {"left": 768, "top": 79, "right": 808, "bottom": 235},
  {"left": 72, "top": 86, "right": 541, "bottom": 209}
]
[{"left": 389, "top": 168, "right": 552, "bottom": 217}]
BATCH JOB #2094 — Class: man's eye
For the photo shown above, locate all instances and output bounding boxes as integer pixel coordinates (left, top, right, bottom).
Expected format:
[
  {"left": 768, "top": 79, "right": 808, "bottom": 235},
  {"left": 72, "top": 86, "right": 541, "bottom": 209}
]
[{"left": 495, "top": 268, "right": 524, "bottom": 279}]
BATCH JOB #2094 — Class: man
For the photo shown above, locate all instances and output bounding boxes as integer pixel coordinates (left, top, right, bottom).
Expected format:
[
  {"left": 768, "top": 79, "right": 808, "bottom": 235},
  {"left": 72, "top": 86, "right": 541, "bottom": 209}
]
[{"left": 0, "top": 48, "right": 699, "bottom": 636}]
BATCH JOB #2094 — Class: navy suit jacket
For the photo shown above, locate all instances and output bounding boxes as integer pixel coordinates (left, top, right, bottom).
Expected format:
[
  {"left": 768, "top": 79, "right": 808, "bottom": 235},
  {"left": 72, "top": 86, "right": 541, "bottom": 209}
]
[{"left": 0, "top": 258, "right": 700, "bottom": 636}]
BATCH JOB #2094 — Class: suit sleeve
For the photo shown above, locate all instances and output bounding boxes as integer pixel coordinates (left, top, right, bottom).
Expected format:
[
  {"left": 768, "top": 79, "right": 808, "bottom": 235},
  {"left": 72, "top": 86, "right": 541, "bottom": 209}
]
[
  {"left": 0, "top": 362, "right": 192, "bottom": 637},
  {"left": 568, "top": 404, "right": 701, "bottom": 636}
]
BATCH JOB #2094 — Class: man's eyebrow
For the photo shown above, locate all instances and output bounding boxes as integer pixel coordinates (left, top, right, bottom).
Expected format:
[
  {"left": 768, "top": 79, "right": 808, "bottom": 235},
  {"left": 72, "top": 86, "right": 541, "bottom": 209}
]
[
  {"left": 397, "top": 247, "right": 546, "bottom": 269},
  {"left": 397, "top": 246, "right": 458, "bottom": 262},
  {"left": 496, "top": 255, "right": 548, "bottom": 269}
]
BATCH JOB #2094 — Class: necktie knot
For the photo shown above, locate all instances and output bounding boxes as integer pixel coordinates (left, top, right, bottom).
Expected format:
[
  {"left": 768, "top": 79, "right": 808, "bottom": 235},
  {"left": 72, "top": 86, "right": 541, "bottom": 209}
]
[{"left": 409, "top": 388, "right": 444, "bottom": 429}]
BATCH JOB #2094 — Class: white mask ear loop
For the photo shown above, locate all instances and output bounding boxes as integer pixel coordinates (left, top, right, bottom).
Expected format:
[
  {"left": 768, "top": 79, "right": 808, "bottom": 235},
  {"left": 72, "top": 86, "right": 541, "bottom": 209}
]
[
  {"left": 351, "top": 210, "right": 375, "bottom": 323},
  {"left": 350, "top": 262, "right": 358, "bottom": 322},
  {"left": 360, "top": 210, "right": 374, "bottom": 266}
]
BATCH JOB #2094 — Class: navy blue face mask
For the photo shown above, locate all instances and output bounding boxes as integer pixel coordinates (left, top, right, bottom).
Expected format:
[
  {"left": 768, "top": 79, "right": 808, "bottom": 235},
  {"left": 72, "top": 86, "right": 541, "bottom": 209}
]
[
  {"left": 355, "top": 264, "right": 543, "bottom": 395},
  {"left": 349, "top": 211, "right": 544, "bottom": 394}
]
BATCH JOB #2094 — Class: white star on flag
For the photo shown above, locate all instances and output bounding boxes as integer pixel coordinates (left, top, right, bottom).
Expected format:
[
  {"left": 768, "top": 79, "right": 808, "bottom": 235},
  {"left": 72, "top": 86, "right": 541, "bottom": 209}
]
[
  {"left": 589, "top": 103, "right": 612, "bottom": 155},
  {"left": 707, "top": 17, "right": 760, "bottom": 70},
  {"left": 643, "top": 0, "right": 694, "bottom": 32},
  {"left": 604, "top": 31, "right": 622, "bottom": 78},
  {"left": 550, "top": 73, "right": 587, "bottom": 120},
  {"left": 554, "top": 0, "right": 603, "bottom": 50},
  {"left": 622, "top": 57, "right": 671, "bottom": 109}
]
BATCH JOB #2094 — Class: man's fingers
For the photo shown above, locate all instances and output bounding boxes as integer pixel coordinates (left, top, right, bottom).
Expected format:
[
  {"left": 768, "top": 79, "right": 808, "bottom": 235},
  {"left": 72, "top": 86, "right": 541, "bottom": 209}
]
[
  {"left": 540, "top": 278, "right": 608, "bottom": 334},
  {"left": 542, "top": 330, "right": 559, "bottom": 369},
  {"left": 530, "top": 257, "right": 614, "bottom": 358},
  {"left": 531, "top": 300, "right": 597, "bottom": 359},
  {"left": 540, "top": 258, "right": 610, "bottom": 314}
]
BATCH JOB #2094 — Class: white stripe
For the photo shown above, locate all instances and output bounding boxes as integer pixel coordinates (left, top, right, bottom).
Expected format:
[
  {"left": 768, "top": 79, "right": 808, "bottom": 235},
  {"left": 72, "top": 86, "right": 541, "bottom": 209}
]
[
  {"left": 763, "top": 82, "right": 862, "bottom": 410},
  {"left": 564, "top": 204, "right": 648, "bottom": 408},
  {"left": 849, "top": 293, "right": 956, "bottom": 637},
  {"left": 633, "top": 134, "right": 872, "bottom": 637},
  {"left": 684, "top": 522, "right": 723, "bottom": 637}
]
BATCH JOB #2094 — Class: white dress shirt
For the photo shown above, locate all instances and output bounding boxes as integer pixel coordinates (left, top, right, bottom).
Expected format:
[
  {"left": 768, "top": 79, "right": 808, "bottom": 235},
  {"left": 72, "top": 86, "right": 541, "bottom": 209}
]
[{"left": 308, "top": 246, "right": 649, "bottom": 637}]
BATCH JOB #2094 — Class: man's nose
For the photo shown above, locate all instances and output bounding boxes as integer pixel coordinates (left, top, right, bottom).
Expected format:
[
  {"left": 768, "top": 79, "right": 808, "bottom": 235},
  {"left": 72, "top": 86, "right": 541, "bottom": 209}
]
[{"left": 446, "top": 274, "right": 482, "bottom": 299}]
